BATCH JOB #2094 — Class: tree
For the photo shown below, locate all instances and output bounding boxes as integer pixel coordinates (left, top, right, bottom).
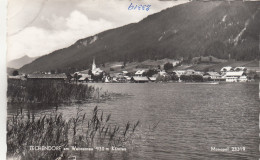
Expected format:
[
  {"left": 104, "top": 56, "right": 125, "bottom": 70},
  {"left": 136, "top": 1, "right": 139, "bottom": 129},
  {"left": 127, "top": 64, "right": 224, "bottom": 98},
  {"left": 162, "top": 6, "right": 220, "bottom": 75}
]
[
  {"left": 88, "top": 69, "right": 92, "bottom": 75},
  {"left": 198, "top": 57, "right": 202, "bottom": 63},
  {"left": 163, "top": 62, "right": 173, "bottom": 71},
  {"left": 187, "top": 54, "right": 193, "bottom": 63},
  {"left": 50, "top": 70, "right": 55, "bottom": 74},
  {"left": 171, "top": 74, "right": 179, "bottom": 81},
  {"left": 145, "top": 69, "right": 158, "bottom": 77},
  {"left": 73, "top": 73, "right": 81, "bottom": 84},
  {"left": 235, "top": 68, "right": 241, "bottom": 71},
  {"left": 66, "top": 73, "right": 73, "bottom": 83},
  {"left": 12, "top": 70, "right": 19, "bottom": 76}
]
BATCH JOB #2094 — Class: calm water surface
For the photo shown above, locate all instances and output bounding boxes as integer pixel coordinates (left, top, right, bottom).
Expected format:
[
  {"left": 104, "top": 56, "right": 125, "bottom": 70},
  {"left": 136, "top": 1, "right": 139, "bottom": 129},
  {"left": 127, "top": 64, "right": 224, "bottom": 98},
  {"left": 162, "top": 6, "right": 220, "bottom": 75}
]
[{"left": 8, "top": 82, "right": 259, "bottom": 160}]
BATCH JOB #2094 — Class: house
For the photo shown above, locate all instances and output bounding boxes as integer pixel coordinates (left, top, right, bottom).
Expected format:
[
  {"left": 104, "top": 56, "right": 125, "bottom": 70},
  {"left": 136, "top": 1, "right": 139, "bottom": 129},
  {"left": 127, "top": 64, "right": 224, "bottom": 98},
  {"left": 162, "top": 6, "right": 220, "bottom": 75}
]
[
  {"left": 220, "top": 66, "right": 232, "bottom": 73},
  {"left": 148, "top": 77, "right": 157, "bottom": 82},
  {"left": 173, "top": 70, "right": 186, "bottom": 78},
  {"left": 122, "top": 71, "right": 128, "bottom": 75},
  {"left": 159, "top": 70, "right": 167, "bottom": 76},
  {"left": 222, "top": 71, "right": 247, "bottom": 82},
  {"left": 27, "top": 73, "right": 67, "bottom": 82},
  {"left": 116, "top": 76, "right": 127, "bottom": 83},
  {"left": 8, "top": 75, "right": 26, "bottom": 81},
  {"left": 185, "top": 69, "right": 195, "bottom": 75},
  {"left": 194, "top": 71, "right": 204, "bottom": 76},
  {"left": 78, "top": 74, "right": 91, "bottom": 82},
  {"left": 124, "top": 76, "right": 131, "bottom": 81},
  {"left": 204, "top": 72, "right": 221, "bottom": 80},
  {"left": 135, "top": 70, "right": 146, "bottom": 76},
  {"left": 131, "top": 76, "right": 149, "bottom": 83},
  {"left": 234, "top": 67, "right": 246, "bottom": 72}
]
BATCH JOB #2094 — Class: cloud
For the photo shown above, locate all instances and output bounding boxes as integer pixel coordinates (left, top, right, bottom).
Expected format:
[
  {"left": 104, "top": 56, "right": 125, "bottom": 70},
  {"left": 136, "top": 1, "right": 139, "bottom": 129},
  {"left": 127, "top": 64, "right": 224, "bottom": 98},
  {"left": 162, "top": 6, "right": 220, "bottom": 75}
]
[{"left": 7, "top": 10, "right": 113, "bottom": 60}]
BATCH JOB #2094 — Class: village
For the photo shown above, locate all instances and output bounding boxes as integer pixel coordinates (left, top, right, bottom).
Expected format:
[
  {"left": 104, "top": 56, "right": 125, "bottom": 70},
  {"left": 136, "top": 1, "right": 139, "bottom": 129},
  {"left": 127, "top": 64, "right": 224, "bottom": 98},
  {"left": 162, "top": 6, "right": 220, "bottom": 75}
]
[{"left": 8, "top": 58, "right": 259, "bottom": 83}]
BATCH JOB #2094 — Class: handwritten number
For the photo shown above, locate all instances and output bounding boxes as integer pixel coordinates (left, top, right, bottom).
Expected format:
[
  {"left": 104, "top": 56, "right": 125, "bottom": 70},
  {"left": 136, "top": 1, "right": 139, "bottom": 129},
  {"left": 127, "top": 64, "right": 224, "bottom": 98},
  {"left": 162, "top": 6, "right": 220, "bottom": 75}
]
[{"left": 128, "top": 3, "right": 151, "bottom": 11}]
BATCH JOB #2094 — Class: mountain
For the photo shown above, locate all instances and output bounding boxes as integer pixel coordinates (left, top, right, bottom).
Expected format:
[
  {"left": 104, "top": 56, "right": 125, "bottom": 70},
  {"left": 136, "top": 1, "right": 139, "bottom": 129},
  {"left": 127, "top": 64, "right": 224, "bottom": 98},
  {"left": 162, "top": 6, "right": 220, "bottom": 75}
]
[
  {"left": 8, "top": 55, "right": 39, "bottom": 69},
  {"left": 20, "top": 1, "right": 260, "bottom": 73}
]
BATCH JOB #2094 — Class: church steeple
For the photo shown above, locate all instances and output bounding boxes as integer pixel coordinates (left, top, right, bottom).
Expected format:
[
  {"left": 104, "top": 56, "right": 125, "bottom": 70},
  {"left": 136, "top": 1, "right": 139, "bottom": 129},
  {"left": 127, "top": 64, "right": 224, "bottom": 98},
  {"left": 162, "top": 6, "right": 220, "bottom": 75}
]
[{"left": 92, "top": 57, "right": 96, "bottom": 70}]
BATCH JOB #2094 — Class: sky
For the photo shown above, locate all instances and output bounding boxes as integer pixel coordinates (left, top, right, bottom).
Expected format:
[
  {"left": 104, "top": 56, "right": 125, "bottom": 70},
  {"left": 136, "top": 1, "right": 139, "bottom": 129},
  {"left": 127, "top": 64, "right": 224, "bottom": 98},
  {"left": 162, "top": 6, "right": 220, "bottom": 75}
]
[{"left": 7, "top": 0, "right": 188, "bottom": 61}]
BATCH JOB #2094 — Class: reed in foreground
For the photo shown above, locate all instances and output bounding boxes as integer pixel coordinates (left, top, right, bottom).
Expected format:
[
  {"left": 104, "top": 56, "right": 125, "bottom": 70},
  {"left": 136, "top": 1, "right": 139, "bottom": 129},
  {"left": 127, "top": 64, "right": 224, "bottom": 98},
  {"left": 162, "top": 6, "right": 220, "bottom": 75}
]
[{"left": 7, "top": 106, "right": 140, "bottom": 160}]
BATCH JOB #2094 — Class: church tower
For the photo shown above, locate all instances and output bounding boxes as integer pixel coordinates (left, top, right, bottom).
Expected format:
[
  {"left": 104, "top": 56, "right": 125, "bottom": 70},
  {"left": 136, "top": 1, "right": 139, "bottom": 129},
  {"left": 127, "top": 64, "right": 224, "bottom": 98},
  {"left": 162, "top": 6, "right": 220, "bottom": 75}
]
[{"left": 92, "top": 57, "right": 96, "bottom": 71}]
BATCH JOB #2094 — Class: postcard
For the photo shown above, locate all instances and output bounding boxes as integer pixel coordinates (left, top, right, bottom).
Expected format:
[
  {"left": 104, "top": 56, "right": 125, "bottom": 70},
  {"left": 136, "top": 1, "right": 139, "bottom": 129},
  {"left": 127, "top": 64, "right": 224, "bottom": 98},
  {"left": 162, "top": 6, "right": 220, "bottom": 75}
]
[{"left": 5, "top": 0, "right": 260, "bottom": 159}]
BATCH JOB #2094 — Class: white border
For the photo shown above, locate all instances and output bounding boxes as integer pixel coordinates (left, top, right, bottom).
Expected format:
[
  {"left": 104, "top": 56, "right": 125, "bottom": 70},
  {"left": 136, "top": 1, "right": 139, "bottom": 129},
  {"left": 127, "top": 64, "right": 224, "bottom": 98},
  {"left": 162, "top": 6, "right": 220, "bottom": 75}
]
[{"left": 0, "top": 0, "right": 7, "bottom": 159}]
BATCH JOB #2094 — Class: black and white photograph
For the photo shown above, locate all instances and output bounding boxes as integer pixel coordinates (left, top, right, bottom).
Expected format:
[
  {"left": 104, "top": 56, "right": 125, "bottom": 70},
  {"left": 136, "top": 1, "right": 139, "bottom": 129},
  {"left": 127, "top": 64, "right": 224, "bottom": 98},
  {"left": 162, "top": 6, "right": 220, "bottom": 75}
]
[{"left": 4, "top": 0, "right": 260, "bottom": 159}]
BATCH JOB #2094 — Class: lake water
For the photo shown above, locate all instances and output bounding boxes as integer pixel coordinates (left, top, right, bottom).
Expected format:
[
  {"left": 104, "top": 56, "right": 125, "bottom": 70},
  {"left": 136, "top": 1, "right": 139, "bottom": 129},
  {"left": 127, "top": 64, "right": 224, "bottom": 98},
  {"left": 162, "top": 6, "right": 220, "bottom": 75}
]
[{"left": 7, "top": 82, "right": 259, "bottom": 160}]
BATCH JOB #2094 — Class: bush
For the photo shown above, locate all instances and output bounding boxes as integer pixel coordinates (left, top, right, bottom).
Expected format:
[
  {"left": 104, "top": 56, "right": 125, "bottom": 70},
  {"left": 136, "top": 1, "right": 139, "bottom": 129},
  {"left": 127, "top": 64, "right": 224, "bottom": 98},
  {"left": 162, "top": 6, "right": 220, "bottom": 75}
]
[
  {"left": 191, "top": 75, "right": 203, "bottom": 82},
  {"left": 180, "top": 75, "right": 192, "bottom": 82}
]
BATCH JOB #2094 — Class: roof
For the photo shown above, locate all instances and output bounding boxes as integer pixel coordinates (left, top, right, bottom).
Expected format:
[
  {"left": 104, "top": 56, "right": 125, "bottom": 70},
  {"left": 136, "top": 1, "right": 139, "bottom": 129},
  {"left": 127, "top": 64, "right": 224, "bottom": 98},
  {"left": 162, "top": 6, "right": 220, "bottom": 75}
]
[
  {"left": 173, "top": 70, "right": 186, "bottom": 73},
  {"left": 225, "top": 71, "right": 244, "bottom": 77},
  {"left": 27, "top": 73, "right": 67, "bottom": 79},
  {"left": 234, "top": 67, "right": 246, "bottom": 71},
  {"left": 78, "top": 70, "right": 90, "bottom": 74},
  {"left": 135, "top": 70, "right": 145, "bottom": 75},
  {"left": 78, "top": 74, "right": 91, "bottom": 80},
  {"left": 110, "top": 73, "right": 123, "bottom": 77},
  {"left": 194, "top": 71, "right": 204, "bottom": 75},
  {"left": 149, "top": 77, "right": 157, "bottom": 81},
  {"left": 122, "top": 71, "right": 128, "bottom": 74},
  {"left": 185, "top": 70, "right": 195, "bottom": 75},
  {"left": 206, "top": 72, "right": 220, "bottom": 76},
  {"left": 220, "top": 66, "right": 232, "bottom": 72},
  {"left": 8, "top": 75, "right": 24, "bottom": 79},
  {"left": 132, "top": 76, "right": 149, "bottom": 81}
]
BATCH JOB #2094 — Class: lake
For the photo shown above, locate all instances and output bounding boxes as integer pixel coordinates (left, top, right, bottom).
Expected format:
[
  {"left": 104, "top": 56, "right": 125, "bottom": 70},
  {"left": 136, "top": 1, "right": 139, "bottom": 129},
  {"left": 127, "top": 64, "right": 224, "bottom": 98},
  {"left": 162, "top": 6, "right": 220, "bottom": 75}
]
[{"left": 7, "top": 82, "right": 259, "bottom": 160}]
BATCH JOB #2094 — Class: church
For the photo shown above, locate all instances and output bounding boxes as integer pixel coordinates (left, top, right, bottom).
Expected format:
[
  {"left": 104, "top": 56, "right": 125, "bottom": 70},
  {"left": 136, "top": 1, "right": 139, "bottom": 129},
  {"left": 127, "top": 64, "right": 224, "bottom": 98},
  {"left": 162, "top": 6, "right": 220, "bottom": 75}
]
[{"left": 91, "top": 58, "right": 103, "bottom": 76}]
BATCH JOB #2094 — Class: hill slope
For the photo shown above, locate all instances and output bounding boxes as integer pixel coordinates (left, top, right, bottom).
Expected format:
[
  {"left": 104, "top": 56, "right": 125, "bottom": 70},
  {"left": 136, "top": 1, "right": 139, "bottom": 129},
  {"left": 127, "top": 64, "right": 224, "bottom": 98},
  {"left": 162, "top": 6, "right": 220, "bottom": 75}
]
[{"left": 20, "top": 1, "right": 260, "bottom": 73}]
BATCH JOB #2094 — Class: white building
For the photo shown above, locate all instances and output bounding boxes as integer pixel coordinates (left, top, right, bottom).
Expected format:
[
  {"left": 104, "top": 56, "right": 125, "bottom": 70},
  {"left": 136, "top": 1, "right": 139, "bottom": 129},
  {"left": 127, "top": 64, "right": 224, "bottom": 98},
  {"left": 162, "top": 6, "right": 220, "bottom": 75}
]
[
  {"left": 220, "top": 66, "right": 233, "bottom": 73},
  {"left": 223, "top": 71, "right": 247, "bottom": 82}
]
